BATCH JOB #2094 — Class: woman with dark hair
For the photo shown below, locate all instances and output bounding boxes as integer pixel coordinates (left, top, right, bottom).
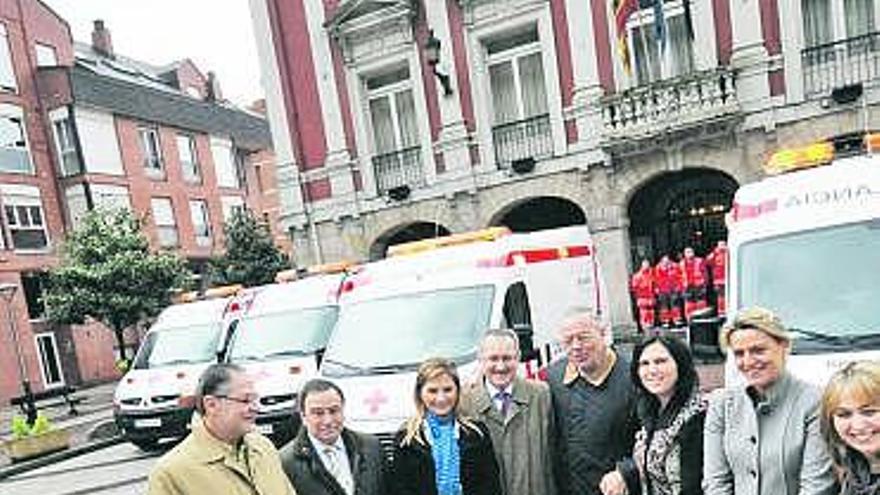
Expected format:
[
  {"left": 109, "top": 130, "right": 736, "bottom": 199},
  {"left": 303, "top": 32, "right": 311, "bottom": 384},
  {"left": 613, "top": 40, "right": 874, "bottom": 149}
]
[
  {"left": 599, "top": 335, "right": 706, "bottom": 495},
  {"left": 390, "top": 357, "right": 501, "bottom": 495}
]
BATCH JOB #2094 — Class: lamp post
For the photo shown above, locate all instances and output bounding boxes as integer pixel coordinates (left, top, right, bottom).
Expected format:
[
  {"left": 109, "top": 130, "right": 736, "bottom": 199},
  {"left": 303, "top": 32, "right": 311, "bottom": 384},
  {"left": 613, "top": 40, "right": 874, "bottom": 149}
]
[
  {"left": 424, "top": 30, "right": 453, "bottom": 96},
  {"left": 0, "top": 282, "right": 38, "bottom": 425}
]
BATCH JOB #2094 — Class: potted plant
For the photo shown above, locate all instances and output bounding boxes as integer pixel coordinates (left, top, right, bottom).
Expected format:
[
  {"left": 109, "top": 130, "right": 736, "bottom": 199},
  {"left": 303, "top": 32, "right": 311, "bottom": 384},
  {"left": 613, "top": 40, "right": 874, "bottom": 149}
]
[{"left": 1, "top": 413, "right": 70, "bottom": 461}]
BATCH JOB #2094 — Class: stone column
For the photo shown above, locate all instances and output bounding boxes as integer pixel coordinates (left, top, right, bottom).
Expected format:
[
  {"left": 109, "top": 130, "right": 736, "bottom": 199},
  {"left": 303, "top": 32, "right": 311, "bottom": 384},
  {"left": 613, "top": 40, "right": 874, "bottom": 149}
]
[
  {"left": 729, "top": 0, "right": 770, "bottom": 117},
  {"left": 587, "top": 205, "right": 635, "bottom": 332},
  {"left": 565, "top": 0, "right": 606, "bottom": 152}
]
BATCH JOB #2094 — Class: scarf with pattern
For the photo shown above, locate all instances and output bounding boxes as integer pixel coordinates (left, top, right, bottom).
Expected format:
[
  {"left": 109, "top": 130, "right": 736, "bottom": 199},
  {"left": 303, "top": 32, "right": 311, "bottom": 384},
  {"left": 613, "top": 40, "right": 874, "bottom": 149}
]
[
  {"left": 840, "top": 449, "right": 880, "bottom": 495},
  {"left": 426, "top": 412, "right": 462, "bottom": 495}
]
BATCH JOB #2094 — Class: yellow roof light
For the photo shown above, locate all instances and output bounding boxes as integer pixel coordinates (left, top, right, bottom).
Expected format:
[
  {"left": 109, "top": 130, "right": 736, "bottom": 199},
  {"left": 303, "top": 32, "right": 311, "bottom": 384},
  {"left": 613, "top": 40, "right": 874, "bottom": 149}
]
[
  {"left": 765, "top": 141, "right": 834, "bottom": 175},
  {"left": 177, "top": 284, "right": 242, "bottom": 303},
  {"left": 275, "top": 269, "right": 299, "bottom": 283},
  {"left": 306, "top": 260, "right": 354, "bottom": 275},
  {"left": 388, "top": 227, "right": 512, "bottom": 257},
  {"left": 865, "top": 133, "right": 880, "bottom": 154}
]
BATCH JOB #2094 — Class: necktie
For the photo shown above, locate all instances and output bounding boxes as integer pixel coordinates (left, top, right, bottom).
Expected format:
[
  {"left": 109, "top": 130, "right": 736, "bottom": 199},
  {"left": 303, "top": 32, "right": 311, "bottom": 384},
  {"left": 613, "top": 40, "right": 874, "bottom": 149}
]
[
  {"left": 324, "top": 446, "right": 354, "bottom": 495},
  {"left": 496, "top": 391, "right": 512, "bottom": 418}
]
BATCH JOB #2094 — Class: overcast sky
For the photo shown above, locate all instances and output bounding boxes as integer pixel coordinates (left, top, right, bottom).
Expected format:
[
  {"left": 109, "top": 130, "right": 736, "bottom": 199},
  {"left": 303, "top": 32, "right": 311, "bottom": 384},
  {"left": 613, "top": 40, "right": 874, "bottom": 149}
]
[{"left": 43, "top": 0, "right": 265, "bottom": 106}]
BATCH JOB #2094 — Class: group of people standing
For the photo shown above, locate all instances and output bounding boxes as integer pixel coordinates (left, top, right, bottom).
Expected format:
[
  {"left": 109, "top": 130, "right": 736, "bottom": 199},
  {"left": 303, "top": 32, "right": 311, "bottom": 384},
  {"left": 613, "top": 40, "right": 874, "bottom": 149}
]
[
  {"left": 146, "top": 307, "right": 879, "bottom": 495},
  {"left": 631, "top": 241, "right": 728, "bottom": 330}
]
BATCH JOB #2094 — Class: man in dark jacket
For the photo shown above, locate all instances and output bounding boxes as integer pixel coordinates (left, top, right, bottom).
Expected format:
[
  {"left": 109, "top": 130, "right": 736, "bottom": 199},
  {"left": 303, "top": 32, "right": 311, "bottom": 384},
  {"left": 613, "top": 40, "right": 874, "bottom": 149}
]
[{"left": 279, "top": 378, "right": 387, "bottom": 495}]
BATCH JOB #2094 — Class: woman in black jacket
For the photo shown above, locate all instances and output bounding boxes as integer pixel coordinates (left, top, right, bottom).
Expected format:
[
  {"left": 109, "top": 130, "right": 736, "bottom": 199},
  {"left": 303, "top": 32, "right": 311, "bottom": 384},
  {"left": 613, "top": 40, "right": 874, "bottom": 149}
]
[
  {"left": 391, "top": 357, "right": 501, "bottom": 495},
  {"left": 600, "top": 335, "right": 706, "bottom": 495}
]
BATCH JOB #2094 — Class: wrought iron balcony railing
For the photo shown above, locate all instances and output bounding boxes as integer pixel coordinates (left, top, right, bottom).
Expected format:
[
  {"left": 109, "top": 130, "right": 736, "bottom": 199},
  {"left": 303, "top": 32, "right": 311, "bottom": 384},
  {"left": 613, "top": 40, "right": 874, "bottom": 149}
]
[
  {"left": 492, "top": 114, "right": 552, "bottom": 168},
  {"left": 802, "top": 32, "right": 880, "bottom": 97},
  {"left": 372, "top": 146, "right": 425, "bottom": 196},
  {"left": 601, "top": 67, "right": 738, "bottom": 143}
]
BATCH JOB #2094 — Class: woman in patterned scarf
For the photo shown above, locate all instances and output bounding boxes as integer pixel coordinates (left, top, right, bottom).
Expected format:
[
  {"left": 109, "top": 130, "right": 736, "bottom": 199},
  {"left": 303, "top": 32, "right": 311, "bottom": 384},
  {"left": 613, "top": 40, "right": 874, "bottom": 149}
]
[
  {"left": 820, "top": 360, "right": 880, "bottom": 495},
  {"left": 600, "top": 335, "right": 706, "bottom": 495},
  {"left": 390, "top": 357, "right": 501, "bottom": 495}
]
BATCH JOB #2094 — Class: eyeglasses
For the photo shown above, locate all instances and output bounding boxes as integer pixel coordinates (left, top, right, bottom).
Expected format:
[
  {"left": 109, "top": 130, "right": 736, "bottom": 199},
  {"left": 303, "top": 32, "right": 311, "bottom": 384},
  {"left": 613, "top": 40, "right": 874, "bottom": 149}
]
[{"left": 215, "top": 395, "right": 260, "bottom": 406}]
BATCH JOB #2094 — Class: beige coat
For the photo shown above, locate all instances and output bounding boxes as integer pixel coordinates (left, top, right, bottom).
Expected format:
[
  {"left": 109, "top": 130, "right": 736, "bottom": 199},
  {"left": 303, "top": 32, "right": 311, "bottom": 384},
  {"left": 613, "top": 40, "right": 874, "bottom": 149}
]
[
  {"left": 147, "top": 419, "right": 297, "bottom": 495},
  {"left": 460, "top": 376, "right": 557, "bottom": 495}
]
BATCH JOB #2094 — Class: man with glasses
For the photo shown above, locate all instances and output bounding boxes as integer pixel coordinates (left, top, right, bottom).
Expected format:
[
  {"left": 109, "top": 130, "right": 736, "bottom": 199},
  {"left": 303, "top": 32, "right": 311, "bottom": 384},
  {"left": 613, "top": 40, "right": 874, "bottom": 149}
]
[
  {"left": 148, "top": 363, "right": 296, "bottom": 494},
  {"left": 460, "top": 328, "right": 557, "bottom": 495},
  {"left": 546, "top": 308, "right": 638, "bottom": 495},
  {"left": 279, "top": 378, "right": 386, "bottom": 495}
]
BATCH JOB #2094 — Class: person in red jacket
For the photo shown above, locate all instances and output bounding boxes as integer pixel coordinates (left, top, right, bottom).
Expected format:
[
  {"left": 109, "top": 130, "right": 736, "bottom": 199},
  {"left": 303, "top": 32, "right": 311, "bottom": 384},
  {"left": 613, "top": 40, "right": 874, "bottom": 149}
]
[
  {"left": 680, "top": 247, "right": 708, "bottom": 322},
  {"left": 706, "top": 240, "right": 728, "bottom": 315},
  {"left": 654, "top": 255, "right": 683, "bottom": 327},
  {"left": 630, "top": 259, "right": 656, "bottom": 331}
]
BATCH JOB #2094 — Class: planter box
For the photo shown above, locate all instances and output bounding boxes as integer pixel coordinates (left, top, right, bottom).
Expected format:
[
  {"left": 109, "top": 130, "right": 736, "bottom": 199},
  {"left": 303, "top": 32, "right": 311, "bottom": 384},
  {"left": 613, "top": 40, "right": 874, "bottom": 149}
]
[{"left": 2, "top": 429, "right": 71, "bottom": 462}]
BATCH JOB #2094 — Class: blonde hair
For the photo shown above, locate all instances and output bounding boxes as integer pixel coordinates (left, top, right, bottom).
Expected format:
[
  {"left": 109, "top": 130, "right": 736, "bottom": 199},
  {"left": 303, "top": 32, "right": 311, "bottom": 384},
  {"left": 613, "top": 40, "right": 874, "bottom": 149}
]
[
  {"left": 400, "top": 357, "right": 481, "bottom": 447},
  {"left": 820, "top": 360, "right": 880, "bottom": 470},
  {"left": 719, "top": 306, "right": 791, "bottom": 350}
]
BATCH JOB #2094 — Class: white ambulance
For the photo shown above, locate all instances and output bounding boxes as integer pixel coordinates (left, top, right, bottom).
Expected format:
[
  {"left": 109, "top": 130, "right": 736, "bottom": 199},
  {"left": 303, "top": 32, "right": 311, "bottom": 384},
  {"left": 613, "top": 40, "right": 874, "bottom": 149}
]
[
  {"left": 222, "top": 264, "right": 349, "bottom": 445},
  {"left": 723, "top": 131, "right": 880, "bottom": 386},
  {"left": 113, "top": 285, "right": 241, "bottom": 450},
  {"left": 319, "top": 225, "right": 607, "bottom": 452}
]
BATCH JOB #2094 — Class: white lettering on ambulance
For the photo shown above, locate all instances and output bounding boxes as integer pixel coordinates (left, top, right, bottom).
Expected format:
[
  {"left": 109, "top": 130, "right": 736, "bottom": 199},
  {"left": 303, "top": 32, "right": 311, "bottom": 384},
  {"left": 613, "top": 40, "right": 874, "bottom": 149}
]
[{"left": 784, "top": 185, "right": 877, "bottom": 208}]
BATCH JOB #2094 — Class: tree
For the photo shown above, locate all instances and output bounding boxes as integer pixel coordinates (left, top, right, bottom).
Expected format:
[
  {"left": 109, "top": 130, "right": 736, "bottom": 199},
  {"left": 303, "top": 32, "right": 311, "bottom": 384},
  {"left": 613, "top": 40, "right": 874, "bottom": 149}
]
[
  {"left": 44, "top": 208, "right": 189, "bottom": 363},
  {"left": 209, "top": 208, "right": 290, "bottom": 287}
]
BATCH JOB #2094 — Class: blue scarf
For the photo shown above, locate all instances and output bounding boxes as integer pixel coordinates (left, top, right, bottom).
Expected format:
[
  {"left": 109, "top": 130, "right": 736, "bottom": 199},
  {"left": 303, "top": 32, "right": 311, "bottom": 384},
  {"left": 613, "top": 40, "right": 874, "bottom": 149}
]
[{"left": 426, "top": 412, "right": 462, "bottom": 495}]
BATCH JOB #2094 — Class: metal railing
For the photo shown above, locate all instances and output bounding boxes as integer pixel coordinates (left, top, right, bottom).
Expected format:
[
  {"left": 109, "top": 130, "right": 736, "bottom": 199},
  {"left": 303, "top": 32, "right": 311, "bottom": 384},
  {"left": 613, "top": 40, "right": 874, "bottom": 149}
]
[
  {"left": 802, "top": 32, "right": 880, "bottom": 97},
  {"left": 492, "top": 114, "right": 552, "bottom": 168},
  {"left": 601, "top": 67, "right": 738, "bottom": 141},
  {"left": 372, "top": 146, "right": 425, "bottom": 195}
]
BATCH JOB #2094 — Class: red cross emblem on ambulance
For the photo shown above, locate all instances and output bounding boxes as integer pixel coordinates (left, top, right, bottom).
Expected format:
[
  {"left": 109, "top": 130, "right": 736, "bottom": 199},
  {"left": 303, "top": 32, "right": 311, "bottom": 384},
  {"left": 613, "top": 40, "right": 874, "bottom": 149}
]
[{"left": 364, "top": 388, "right": 388, "bottom": 415}]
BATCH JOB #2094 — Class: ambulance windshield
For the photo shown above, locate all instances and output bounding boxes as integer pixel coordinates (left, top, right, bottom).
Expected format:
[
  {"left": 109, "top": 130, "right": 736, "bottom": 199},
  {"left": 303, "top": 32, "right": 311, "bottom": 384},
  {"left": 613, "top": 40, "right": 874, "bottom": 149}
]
[
  {"left": 228, "top": 306, "right": 338, "bottom": 362},
  {"left": 322, "top": 285, "right": 494, "bottom": 376},
  {"left": 132, "top": 324, "right": 221, "bottom": 369},
  {"left": 738, "top": 219, "right": 880, "bottom": 350}
]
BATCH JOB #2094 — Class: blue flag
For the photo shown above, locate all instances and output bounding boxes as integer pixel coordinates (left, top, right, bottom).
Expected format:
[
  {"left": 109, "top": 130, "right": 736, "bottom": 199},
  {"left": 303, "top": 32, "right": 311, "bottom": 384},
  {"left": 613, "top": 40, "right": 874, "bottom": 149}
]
[{"left": 654, "top": 0, "right": 667, "bottom": 53}]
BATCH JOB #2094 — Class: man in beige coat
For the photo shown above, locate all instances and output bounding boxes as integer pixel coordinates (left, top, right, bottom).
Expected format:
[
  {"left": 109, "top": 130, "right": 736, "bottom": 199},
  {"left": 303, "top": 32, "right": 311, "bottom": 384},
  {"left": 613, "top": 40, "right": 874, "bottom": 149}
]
[
  {"left": 148, "top": 363, "right": 296, "bottom": 495},
  {"left": 460, "top": 328, "right": 557, "bottom": 495}
]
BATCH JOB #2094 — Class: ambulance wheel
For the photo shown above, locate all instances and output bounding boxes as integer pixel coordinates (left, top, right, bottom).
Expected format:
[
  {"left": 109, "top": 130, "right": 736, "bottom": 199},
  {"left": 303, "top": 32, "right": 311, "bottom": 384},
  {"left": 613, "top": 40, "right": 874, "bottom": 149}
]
[{"left": 132, "top": 438, "right": 160, "bottom": 452}]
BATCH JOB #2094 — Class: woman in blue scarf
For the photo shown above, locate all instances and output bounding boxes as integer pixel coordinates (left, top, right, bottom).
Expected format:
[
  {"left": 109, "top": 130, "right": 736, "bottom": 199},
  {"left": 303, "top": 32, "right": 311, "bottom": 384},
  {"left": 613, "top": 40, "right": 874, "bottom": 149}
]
[{"left": 391, "top": 358, "right": 502, "bottom": 495}]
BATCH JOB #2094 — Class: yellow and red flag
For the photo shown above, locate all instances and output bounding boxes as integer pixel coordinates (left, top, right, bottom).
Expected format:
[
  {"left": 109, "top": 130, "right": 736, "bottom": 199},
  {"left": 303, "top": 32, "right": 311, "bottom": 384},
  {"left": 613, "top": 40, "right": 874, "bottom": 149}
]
[{"left": 614, "top": 0, "right": 639, "bottom": 74}]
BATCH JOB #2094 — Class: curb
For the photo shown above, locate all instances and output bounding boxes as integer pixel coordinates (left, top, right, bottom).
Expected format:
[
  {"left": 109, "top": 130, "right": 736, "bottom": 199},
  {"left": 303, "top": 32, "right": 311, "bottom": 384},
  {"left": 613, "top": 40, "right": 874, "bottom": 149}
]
[{"left": 0, "top": 435, "right": 124, "bottom": 480}]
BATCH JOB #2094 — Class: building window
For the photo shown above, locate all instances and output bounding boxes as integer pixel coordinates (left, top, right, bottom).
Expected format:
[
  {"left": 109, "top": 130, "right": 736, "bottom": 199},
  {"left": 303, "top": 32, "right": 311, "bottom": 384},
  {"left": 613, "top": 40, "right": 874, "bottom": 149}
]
[
  {"left": 177, "top": 134, "right": 200, "bottom": 182},
  {"left": 845, "top": 0, "right": 875, "bottom": 38},
  {"left": 221, "top": 195, "right": 245, "bottom": 224},
  {"left": 189, "top": 199, "right": 211, "bottom": 247},
  {"left": 52, "top": 114, "right": 82, "bottom": 176},
  {"left": 150, "top": 197, "right": 178, "bottom": 247},
  {"left": 91, "top": 184, "right": 131, "bottom": 211},
  {"left": 486, "top": 26, "right": 552, "bottom": 167},
  {"left": 34, "top": 333, "right": 65, "bottom": 387},
  {"left": 0, "top": 105, "right": 33, "bottom": 174},
  {"left": 0, "top": 24, "right": 17, "bottom": 92},
  {"left": 139, "top": 127, "right": 164, "bottom": 176},
  {"left": 35, "top": 43, "right": 57, "bottom": 67},
  {"left": 630, "top": 8, "right": 694, "bottom": 85},
  {"left": 2, "top": 195, "right": 49, "bottom": 251},
  {"left": 21, "top": 271, "right": 48, "bottom": 319},
  {"left": 211, "top": 137, "right": 239, "bottom": 188}
]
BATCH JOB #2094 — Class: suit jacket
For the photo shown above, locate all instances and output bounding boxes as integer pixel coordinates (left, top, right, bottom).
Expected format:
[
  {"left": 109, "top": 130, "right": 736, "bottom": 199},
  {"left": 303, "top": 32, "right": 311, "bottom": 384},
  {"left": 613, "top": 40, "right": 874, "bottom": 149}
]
[
  {"left": 148, "top": 419, "right": 296, "bottom": 495},
  {"left": 459, "top": 377, "right": 557, "bottom": 495},
  {"left": 279, "top": 427, "right": 387, "bottom": 495},
  {"left": 702, "top": 372, "right": 837, "bottom": 495},
  {"left": 390, "top": 419, "right": 502, "bottom": 495}
]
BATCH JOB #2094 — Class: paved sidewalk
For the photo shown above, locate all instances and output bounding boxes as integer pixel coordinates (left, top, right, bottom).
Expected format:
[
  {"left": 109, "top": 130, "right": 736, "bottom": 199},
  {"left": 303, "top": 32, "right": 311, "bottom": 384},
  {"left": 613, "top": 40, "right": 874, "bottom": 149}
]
[{"left": 0, "top": 381, "right": 118, "bottom": 470}]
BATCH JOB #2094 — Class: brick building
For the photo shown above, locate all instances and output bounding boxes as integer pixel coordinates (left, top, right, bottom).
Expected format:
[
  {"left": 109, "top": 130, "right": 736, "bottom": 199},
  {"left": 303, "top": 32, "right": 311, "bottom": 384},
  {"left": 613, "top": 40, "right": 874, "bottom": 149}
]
[
  {"left": 249, "top": 0, "right": 879, "bottom": 329},
  {"left": 0, "top": 1, "right": 279, "bottom": 404}
]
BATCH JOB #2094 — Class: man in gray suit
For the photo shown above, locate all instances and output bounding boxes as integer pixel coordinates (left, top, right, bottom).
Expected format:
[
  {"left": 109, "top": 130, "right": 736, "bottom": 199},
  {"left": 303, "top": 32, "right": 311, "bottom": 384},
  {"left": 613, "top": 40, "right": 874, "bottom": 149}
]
[
  {"left": 460, "top": 328, "right": 556, "bottom": 495},
  {"left": 279, "top": 379, "right": 386, "bottom": 495}
]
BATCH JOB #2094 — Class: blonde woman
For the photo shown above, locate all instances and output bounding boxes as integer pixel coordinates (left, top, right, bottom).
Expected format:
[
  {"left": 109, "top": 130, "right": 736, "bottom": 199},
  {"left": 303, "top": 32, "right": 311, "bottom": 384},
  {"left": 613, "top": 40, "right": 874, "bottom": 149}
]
[
  {"left": 820, "top": 361, "right": 880, "bottom": 495},
  {"left": 391, "top": 358, "right": 501, "bottom": 495}
]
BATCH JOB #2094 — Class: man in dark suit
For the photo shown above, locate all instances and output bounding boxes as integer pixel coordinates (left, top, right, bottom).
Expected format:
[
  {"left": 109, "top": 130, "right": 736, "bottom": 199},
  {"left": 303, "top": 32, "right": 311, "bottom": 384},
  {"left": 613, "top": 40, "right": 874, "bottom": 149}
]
[{"left": 279, "top": 378, "right": 387, "bottom": 495}]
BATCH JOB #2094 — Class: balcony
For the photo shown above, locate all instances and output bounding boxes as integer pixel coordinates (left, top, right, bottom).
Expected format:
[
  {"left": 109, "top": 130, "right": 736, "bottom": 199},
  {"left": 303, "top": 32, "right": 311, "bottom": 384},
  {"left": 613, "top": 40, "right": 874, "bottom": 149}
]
[
  {"left": 802, "top": 32, "right": 880, "bottom": 97},
  {"left": 600, "top": 68, "right": 739, "bottom": 153},
  {"left": 492, "top": 114, "right": 553, "bottom": 169},
  {"left": 372, "top": 146, "right": 425, "bottom": 196}
]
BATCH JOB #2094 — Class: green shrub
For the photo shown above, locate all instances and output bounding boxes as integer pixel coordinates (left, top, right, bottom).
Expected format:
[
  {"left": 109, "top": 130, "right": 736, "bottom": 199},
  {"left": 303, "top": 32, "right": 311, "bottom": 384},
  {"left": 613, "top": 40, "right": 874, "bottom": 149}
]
[{"left": 9, "top": 413, "right": 54, "bottom": 439}]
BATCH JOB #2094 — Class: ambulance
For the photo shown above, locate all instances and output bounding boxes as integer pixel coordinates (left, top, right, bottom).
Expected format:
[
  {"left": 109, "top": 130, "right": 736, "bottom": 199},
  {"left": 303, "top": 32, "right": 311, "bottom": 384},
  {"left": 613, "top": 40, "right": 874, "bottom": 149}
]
[
  {"left": 222, "top": 263, "right": 349, "bottom": 445},
  {"left": 723, "top": 131, "right": 880, "bottom": 386},
  {"left": 319, "top": 225, "right": 607, "bottom": 453},
  {"left": 113, "top": 285, "right": 241, "bottom": 450}
]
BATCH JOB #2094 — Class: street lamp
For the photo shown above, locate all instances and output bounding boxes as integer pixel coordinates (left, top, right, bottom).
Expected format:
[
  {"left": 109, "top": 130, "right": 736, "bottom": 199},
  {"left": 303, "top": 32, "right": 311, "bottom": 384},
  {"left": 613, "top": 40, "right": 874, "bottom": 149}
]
[
  {"left": 424, "top": 30, "right": 453, "bottom": 96},
  {"left": 0, "top": 282, "right": 37, "bottom": 425}
]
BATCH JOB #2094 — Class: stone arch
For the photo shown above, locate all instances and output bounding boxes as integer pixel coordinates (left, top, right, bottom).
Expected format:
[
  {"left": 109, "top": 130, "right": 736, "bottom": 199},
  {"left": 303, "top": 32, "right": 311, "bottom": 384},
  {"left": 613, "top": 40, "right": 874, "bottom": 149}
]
[
  {"left": 488, "top": 195, "right": 587, "bottom": 232},
  {"left": 368, "top": 221, "right": 452, "bottom": 260},
  {"left": 626, "top": 167, "right": 738, "bottom": 266}
]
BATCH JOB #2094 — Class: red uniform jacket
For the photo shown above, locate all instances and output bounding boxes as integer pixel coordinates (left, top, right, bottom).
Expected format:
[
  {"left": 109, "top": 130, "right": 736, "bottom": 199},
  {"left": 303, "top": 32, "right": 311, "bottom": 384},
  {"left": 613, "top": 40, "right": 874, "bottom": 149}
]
[
  {"left": 706, "top": 246, "right": 728, "bottom": 286},
  {"left": 680, "top": 256, "right": 707, "bottom": 289},
  {"left": 631, "top": 267, "right": 656, "bottom": 301},
  {"left": 654, "top": 260, "right": 683, "bottom": 294}
]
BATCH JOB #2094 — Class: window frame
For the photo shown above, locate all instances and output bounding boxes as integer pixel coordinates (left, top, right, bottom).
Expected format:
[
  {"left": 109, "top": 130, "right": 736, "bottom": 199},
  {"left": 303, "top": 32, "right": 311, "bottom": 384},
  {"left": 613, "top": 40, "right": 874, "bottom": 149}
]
[
  {"left": 0, "top": 104, "right": 34, "bottom": 174},
  {"left": 189, "top": 199, "right": 212, "bottom": 247},
  {"left": 485, "top": 30, "right": 547, "bottom": 126},
  {"left": 177, "top": 133, "right": 201, "bottom": 183},
  {"left": 34, "top": 332, "right": 65, "bottom": 388},
  {"left": 150, "top": 197, "right": 178, "bottom": 248},
  {"left": 0, "top": 23, "right": 18, "bottom": 92},
  {"left": 139, "top": 126, "right": 164, "bottom": 177},
  {"left": 52, "top": 113, "right": 82, "bottom": 176},
  {"left": 2, "top": 195, "right": 49, "bottom": 252},
  {"left": 365, "top": 67, "right": 419, "bottom": 156},
  {"left": 626, "top": 4, "right": 695, "bottom": 86}
]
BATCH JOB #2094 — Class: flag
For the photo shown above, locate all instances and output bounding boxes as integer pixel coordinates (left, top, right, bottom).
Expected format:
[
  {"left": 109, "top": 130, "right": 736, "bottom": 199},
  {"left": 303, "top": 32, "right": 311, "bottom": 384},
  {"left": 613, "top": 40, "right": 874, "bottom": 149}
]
[
  {"left": 653, "top": 0, "right": 667, "bottom": 53},
  {"left": 682, "top": 0, "right": 694, "bottom": 40},
  {"left": 614, "top": 0, "right": 639, "bottom": 74}
]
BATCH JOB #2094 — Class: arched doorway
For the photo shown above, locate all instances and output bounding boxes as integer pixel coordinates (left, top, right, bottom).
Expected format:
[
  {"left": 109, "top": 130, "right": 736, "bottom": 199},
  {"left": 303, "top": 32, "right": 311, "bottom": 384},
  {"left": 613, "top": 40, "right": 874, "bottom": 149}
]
[
  {"left": 628, "top": 169, "right": 737, "bottom": 265},
  {"left": 491, "top": 196, "right": 586, "bottom": 232},
  {"left": 369, "top": 221, "right": 452, "bottom": 260}
]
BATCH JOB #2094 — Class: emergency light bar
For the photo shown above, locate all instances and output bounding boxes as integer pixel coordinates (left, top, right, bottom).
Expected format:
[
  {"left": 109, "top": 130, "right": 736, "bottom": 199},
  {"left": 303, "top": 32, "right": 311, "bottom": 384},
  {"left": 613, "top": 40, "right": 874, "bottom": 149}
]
[
  {"left": 178, "top": 284, "right": 243, "bottom": 303},
  {"left": 274, "top": 261, "right": 354, "bottom": 283},
  {"left": 765, "top": 131, "right": 880, "bottom": 175},
  {"left": 388, "top": 227, "right": 512, "bottom": 257}
]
